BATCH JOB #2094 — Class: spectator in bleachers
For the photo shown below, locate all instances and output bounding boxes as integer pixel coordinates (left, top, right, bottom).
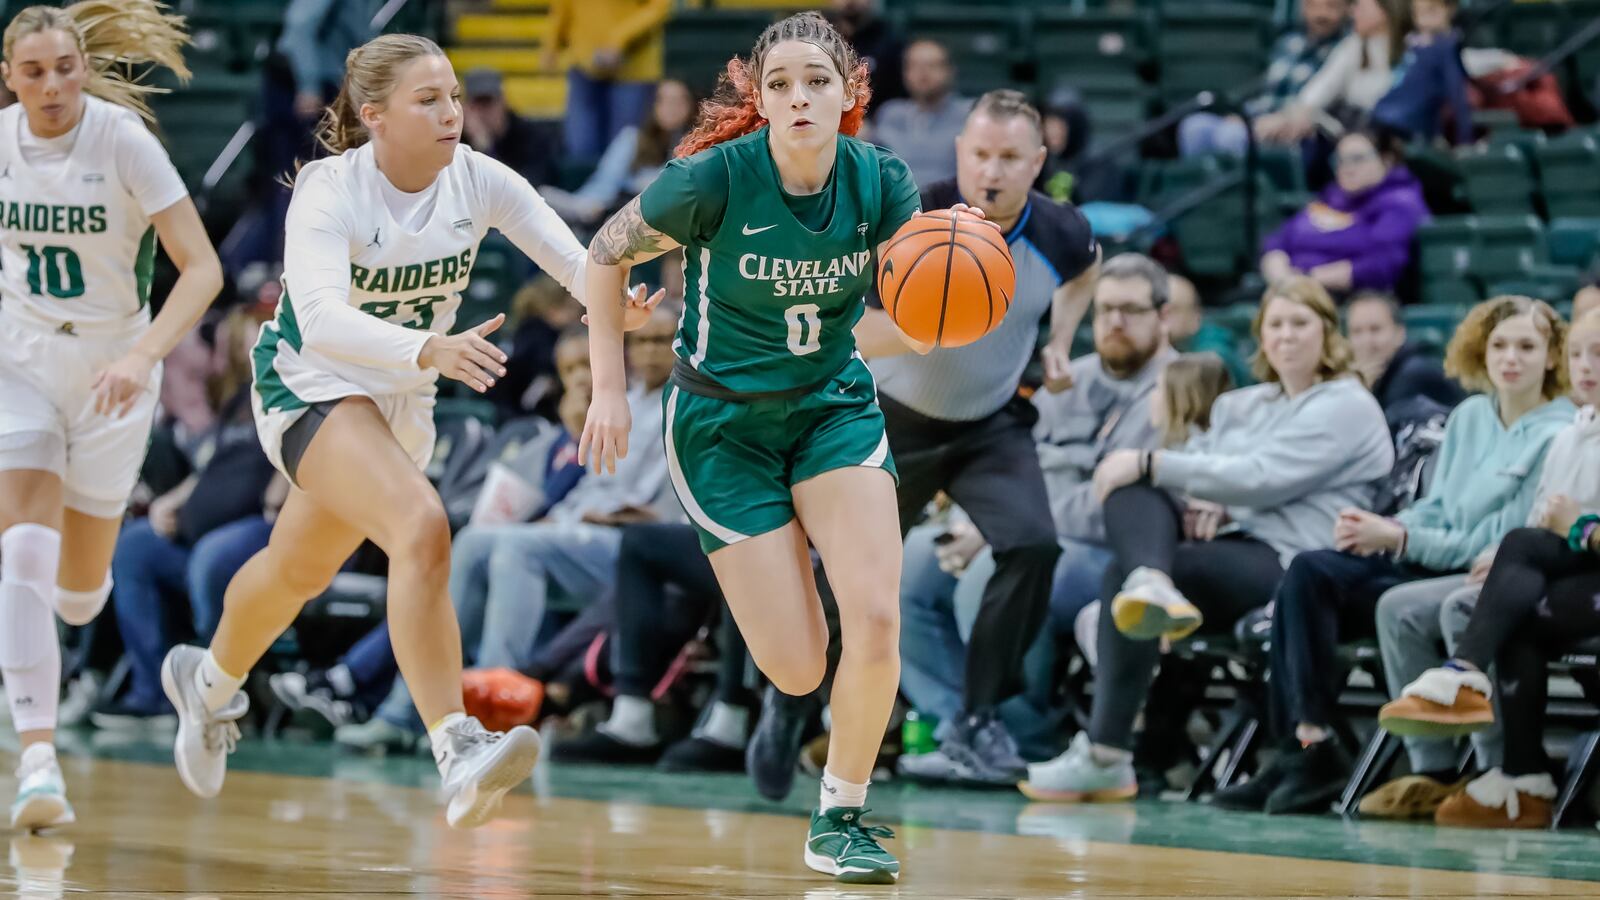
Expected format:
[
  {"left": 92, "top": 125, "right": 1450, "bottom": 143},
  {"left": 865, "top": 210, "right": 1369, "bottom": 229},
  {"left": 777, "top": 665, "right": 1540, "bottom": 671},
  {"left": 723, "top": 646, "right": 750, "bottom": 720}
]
[
  {"left": 1260, "top": 130, "right": 1429, "bottom": 295},
  {"left": 280, "top": 0, "right": 380, "bottom": 123},
  {"left": 1038, "top": 87, "right": 1125, "bottom": 205},
  {"left": 1574, "top": 278, "right": 1600, "bottom": 323},
  {"left": 1166, "top": 275, "right": 1252, "bottom": 388},
  {"left": 1255, "top": 0, "right": 1406, "bottom": 148},
  {"left": 1376, "top": 309, "right": 1600, "bottom": 828},
  {"left": 545, "top": 0, "right": 671, "bottom": 162},
  {"left": 1215, "top": 296, "right": 1573, "bottom": 816},
  {"left": 827, "top": 0, "right": 904, "bottom": 113},
  {"left": 551, "top": 522, "right": 751, "bottom": 770},
  {"left": 1371, "top": 0, "right": 1472, "bottom": 146},
  {"left": 869, "top": 41, "right": 973, "bottom": 187},
  {"left": 1021, "top": 276, "right": 1393, "bottom": 803},
  {"left": 1179, "top": 0, "right": 1352, "bottom": 158},
  {"left": 461, "top": 68, "right": 560, "bottom": 188},
  {"left": 96, "top": 308, "right": 282, "bottom": 727},
  {"left": 1346, "top": 290, "right": 1465, "bottom": 418},
  {"left": 541, "top": 79, "right": 695, "bottom": 228},
  {"left": 897, "top": 255, "right": 1177, "bottom": 760},
  {"left": 486, "top": 274, "right": 585, "bottom": 422}
]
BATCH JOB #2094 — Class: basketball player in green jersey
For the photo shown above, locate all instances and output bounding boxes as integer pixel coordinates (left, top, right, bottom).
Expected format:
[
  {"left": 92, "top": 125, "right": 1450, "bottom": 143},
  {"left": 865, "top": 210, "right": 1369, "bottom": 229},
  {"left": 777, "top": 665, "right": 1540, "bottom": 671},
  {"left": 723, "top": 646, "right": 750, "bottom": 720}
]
[{"left": 579, "top": 12, "right": 965, "bottom": 884}]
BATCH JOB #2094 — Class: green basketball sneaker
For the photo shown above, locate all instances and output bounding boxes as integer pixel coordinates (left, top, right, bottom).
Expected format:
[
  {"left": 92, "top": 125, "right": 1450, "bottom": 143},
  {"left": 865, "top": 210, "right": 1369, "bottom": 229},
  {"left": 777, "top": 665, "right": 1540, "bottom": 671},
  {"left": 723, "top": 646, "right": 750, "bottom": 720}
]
[{"left": 804, "top": 806, "right": 900, "bottom": 884}]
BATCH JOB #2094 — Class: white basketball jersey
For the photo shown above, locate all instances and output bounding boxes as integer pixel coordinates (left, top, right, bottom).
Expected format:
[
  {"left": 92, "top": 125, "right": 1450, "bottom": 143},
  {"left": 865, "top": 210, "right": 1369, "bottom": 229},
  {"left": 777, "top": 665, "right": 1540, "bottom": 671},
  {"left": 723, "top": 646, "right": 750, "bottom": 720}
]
[
  {"left": 0, "top": 95, "right": 187, "bottom": 333},
  {"left": 255, "top": 143, "right": 508, "bottom": 408}
]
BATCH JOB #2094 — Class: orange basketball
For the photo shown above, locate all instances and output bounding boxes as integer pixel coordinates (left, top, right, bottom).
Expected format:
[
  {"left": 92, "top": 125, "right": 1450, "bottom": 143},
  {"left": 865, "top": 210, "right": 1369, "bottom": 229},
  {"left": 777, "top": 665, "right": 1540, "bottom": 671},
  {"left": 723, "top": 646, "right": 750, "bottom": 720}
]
[{"left": 877, "top": 209, "right": 1015, "bottom": 348}]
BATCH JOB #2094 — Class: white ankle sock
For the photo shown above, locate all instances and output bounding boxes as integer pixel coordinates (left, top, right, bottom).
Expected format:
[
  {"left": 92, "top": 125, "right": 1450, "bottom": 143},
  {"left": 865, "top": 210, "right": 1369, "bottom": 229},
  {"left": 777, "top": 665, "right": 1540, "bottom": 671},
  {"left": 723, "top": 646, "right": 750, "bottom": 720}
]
[
  {"left": 17, "top": 742, "right": 56, "bottom": 777},
  {"left": 195, "top": 649, "right": 247, "bottom": 713},
  {"left": 694, "top": 701, "right": 748, "bottom": 749},
  {"left": 600, "top": 695, "right": 657, "bottom": 745},
  {"left": 428, "top": 712, "right": 468, "bottom": 775},
  {"left": 820, "top": 769, "right": 868, "bottom": 811}
]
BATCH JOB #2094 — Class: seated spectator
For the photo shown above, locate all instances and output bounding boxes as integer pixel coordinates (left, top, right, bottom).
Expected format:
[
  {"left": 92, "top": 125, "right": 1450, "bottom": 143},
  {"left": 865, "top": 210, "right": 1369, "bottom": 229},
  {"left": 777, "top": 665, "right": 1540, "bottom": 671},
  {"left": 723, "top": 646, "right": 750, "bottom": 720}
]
[
  {"left": 897, "top": 254, "right": 1178, "bottom": 762},
  {"left": 1260, "top": 130, "right": 1430, "bottom": 295},
  {"left": 868, "top": 40, "right": 973, "bottom": 187},
  {"left": 486, "top": 275, "right": 586, "bottom": 422},
  {"left": 98, "top": 309, "right": 282, "bottom": 727},
  {"left": 1575, "top": 278, "right": 1600, "bottom": 323},
  {"left": 1039, "top": 87, "right": 1131, "bottom": 206},
  {"left": 827, "top": 0, "right": 904, "bottom": 112},
  {"left": 1166, "top": 275, "right": 1252, "bottom": 387},
  {"left": 1371, "top": 0, "right": 1472, "bottom": 145},
  {"left": 1214, "top": 295, "right": 1573, "bottom": 815},
  {"left": 1375, "top": 309, "right": 1600, "bottom": 828},
  {"left": 544, "top": 0, "right": 671, "bottom": 162},
  {"left": 462, "top": 68, "right": 561, "bottom": 188},
  {"left": 1020, "top": 276, "right": 1394, "bottom": 803},
  {"left": 1180, "top": 0, "right": 1351, "bottom": 158},
  {"left": 550, "top": 522, "right": 752, "bottom": 770},
  {"left": 1345, "top": 290, "right": 1465, "bottom": 420},
  {"left": 1254, "top": 0, "right": 1405, "bottom": 147},
  {"left": 541, "top": 79, "right": 695, "bottom": 227}
]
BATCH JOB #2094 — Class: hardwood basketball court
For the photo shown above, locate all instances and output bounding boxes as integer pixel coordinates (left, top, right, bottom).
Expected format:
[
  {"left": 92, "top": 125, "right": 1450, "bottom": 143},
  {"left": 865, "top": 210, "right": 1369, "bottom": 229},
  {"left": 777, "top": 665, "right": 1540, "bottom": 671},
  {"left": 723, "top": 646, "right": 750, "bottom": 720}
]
[{"left": 3, "top": 734, "right": 1597, "bottom": 898}]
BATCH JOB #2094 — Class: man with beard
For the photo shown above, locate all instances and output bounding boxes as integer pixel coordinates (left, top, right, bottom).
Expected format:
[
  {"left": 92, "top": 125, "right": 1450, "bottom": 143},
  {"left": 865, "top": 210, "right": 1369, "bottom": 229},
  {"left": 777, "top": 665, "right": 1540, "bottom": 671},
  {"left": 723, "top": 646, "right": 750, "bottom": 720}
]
[{"left": 744, "top": 90, "right": 1102, "bottom": 794}]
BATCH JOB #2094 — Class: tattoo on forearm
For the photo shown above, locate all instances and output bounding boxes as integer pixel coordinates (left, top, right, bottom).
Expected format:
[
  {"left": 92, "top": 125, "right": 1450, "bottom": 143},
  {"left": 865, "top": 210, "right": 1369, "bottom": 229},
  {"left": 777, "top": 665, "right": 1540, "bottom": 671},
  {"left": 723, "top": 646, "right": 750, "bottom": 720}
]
[{"left": 591, "top": 199, "right": 664, "bottom": 266}]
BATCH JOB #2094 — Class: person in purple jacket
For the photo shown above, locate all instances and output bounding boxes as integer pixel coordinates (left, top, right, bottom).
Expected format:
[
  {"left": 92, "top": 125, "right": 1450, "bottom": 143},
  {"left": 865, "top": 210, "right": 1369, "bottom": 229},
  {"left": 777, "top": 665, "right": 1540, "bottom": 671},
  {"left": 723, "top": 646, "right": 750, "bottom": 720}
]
[{"left": 1260, "top": 130, "right": 1430, "bottom": 296}]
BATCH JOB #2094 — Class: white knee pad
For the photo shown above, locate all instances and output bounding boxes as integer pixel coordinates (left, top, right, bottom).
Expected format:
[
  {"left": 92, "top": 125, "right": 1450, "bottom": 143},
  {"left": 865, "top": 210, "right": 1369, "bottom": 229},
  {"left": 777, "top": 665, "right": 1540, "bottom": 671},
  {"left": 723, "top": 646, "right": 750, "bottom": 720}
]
[
  {"left": 1, "top": 524, "right": 62, "bottom": 670},
  {"left": 55, "top": 577, "right": 111, "bottom": 627}
]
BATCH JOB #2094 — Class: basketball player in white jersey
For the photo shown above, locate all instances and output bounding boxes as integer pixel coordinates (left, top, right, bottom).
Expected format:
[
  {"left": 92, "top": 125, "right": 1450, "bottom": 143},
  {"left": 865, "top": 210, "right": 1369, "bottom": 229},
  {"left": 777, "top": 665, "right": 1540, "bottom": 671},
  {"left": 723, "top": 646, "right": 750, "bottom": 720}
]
[
  {"left": 0, "top": 3, "right": 223, "bottom": 831},
  {"left": 161, "top": 33, "right": 661, "bottom": 829}
]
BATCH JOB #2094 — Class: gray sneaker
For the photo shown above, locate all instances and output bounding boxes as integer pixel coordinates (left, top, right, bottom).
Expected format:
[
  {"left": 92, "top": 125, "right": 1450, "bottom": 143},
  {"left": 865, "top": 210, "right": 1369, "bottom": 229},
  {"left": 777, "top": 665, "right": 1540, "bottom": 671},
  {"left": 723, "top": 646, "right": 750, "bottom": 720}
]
[
  {"left": 161, "top": 645, "right": 249, "bottom": 799},
  {"left": 335, "top": 717, "right": 419, "bottom": 754},
  {"left": 897, "top": 713, "right": 1024, "bottom": 787},
  {"left": 1020, "top": 732, "right": 1137, "bottom": 803},
  {"left": 436, "top": 717, "right": 541, "bottom": 829}
]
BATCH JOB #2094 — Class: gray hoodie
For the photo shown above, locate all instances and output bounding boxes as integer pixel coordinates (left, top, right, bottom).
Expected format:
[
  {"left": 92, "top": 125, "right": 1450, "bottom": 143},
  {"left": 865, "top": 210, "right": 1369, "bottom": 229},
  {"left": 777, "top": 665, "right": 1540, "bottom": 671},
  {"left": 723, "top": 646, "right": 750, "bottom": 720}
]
[
  {"left": 1034, "top": 348, "right": 1176, "bottom": 542},
  {"left": 1154, "top": 375, "right": 1394, "bottom": 565}
]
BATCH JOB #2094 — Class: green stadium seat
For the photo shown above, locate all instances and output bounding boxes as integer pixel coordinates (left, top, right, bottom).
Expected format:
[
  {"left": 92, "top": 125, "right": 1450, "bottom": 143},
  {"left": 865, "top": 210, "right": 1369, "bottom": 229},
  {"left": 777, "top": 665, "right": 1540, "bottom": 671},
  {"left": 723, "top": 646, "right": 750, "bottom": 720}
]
[
  {"left": 1536, "top": 130, "right": 1600, "bottom": 219},
  {"left": 904, "top": 6, "right": 1023, "bottom": 95},
  {"left": 1415, "top": 216, "right": 1476, "bottom": 281},
  {"left": 664, "top": 9, "right": 776, "bottom": 97},
  {"left": 1401, "top": 304, "right": 1467, "bottom": 357},
  {"left": 1457, "top": 144, "right": 1539, "bottom": 217},
  {"left": 1547, "top": 218, "right": 1600, "bottom": 270},
  {"left": 1032, "top": 9, "right": 1150, "bottom": 83},
  {"left": 1420, "top": 277, "right": 1482, "bottom": 308}
]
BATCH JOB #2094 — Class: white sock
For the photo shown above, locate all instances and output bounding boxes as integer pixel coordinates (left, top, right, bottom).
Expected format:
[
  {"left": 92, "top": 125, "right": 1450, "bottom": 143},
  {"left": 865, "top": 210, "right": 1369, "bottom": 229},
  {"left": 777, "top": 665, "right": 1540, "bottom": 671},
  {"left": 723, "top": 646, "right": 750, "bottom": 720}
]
[
  {"left": 694, "top": 701, "right": 748, "bottom": 749},
  {"left": 428, "top": 711, "right": 468, "bottom": 775},
  {"left": 820, "top": 768, "right": 868, "bottom": 811},
  {"left": 325, "top": 663, "right": 356, "bottom": 697},
  {"left": 195, "top": 648, "right": 247, "bottom": 714},
  {"left": 599, "top": 695, "right": 657, "bottom": 746},
  {"left": 1, "top": 524, "right": 63, "bottom": 734},
  {"left": 17, "top": 742, "right": 56, "bottom": 777}
]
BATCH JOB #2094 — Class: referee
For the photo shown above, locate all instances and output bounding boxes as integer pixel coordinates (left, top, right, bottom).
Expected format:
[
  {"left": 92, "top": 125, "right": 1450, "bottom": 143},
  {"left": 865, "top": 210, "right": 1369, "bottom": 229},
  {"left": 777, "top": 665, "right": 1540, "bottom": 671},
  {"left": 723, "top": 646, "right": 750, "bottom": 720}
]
[{"left": 747, "top": 89, "right": 1101, "bottom": 794}]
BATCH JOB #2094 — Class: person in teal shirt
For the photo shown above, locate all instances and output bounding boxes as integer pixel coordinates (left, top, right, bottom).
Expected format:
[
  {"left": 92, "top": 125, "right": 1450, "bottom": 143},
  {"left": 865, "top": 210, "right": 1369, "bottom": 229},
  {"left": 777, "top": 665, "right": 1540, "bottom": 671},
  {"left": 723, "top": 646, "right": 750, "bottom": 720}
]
[{"left": 578, "top": 12, "right": 944, "bottom": 885}]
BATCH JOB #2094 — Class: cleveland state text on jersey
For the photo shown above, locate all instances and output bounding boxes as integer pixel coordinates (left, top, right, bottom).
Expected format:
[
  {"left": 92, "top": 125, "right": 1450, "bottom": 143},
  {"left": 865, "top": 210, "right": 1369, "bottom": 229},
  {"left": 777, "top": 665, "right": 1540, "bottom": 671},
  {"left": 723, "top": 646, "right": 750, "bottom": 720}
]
[{"left": 737, "top": 249, "right": 872, "bottom": 298}]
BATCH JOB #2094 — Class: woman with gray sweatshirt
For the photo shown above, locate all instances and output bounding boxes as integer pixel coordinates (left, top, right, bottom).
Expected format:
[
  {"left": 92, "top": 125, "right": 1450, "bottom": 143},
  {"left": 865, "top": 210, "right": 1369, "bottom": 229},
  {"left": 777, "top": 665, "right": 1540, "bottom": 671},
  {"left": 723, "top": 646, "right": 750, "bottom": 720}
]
[{"left": 1020, "top": 277, "right": 1393, "bottom": 803}]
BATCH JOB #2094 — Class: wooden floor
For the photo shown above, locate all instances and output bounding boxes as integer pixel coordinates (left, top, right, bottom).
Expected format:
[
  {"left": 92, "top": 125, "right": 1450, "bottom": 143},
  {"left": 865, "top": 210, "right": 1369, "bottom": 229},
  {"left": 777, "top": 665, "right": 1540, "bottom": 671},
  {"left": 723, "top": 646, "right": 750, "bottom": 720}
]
[{"left": 2, "top": 753, "right": 1595, "bottom": 898}]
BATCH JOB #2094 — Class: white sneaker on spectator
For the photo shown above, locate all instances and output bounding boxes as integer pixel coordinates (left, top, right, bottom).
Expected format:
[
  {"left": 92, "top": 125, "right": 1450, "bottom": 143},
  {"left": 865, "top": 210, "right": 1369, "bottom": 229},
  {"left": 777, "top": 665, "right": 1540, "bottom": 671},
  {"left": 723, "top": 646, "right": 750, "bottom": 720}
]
[
  {"left": 10, "top": 744, "right": 74, "bottom": 831},
  {"left": 335, "top": 717, "right": 418, "bottom": 755},
  {"left": 1110, "top": 567, "right": 1202, "bottom": 641},
  {"left": 162, "top": 645, "right": 249, "bottom": 799},
  {"left": 435, "top": 717, "right": 540, "bottom": 829}
]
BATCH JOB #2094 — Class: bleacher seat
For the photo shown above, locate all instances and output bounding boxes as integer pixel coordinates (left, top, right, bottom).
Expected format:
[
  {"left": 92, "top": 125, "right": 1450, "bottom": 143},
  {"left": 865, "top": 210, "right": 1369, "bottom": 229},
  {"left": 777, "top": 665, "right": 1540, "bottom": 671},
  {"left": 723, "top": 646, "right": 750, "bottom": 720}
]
[
  {"left": 1536, "top": 130, "right": 1600, "bottom": 219},
  {"left": 1154, "top": 3, "right": 1269, "bottom": 105},
  {"left": 903, "top": 5, "right": 1023, "bottom": 95},
  {"left": 1458, "top": 144, "right": 1540, "bottom": 217},
  {"left": 664, "top": 9, "right": 775, "bottom": 97}
]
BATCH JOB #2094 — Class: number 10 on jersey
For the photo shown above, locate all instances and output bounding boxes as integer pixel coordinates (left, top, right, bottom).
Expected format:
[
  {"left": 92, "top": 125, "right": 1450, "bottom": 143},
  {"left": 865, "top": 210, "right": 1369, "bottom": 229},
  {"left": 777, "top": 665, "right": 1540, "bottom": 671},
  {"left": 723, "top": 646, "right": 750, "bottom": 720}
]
[
  {"left": 20, "top": 243, "right": 85, "bottom": 299},
  {"left": 785, "top": 303, "right": 821, "bottom": 356}
]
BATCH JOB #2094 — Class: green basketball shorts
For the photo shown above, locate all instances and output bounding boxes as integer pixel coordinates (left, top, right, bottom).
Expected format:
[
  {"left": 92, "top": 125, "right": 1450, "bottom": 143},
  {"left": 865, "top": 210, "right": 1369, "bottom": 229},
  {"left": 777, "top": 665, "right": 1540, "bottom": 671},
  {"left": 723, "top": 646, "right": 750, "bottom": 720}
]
[{"left": 663, "top": 356, "right": 897, "bottom": 554}]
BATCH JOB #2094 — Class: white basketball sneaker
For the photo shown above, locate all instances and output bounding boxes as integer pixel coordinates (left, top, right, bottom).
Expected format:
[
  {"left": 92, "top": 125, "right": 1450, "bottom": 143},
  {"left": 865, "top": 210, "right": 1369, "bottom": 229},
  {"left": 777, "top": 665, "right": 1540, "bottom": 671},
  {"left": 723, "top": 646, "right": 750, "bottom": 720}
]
[
  {"left": 10, "top": 744, "right": 74, "bottom": 831},
  {"left": 435, "top": 717, "right": 541, "bottom": 829},
  {"left": 162, "top": 645, "right": 249, "bottom": 799}
]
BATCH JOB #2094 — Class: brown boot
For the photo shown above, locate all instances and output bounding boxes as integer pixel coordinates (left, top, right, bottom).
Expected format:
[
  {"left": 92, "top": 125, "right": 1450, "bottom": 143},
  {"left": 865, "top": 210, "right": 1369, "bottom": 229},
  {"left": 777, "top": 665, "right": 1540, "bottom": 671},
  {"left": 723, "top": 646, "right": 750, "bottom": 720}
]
[
  {"left": 1357, "top": 774, "right": 1469, "bottom": 820},
  {"left": 1379, "top": 666, "right": 1494, "bottom": 738},
  {"left": 1435, "top": 770, "right": 1555, "bottom": 829}
]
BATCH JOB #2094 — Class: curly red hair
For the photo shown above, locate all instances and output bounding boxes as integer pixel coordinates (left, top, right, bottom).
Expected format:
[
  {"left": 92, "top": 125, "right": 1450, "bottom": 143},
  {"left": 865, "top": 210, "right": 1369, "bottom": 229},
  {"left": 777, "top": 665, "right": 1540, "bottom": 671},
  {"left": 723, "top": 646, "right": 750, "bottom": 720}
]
[{"left": 676, "top": 12, "right": 871, "bottom": 158}]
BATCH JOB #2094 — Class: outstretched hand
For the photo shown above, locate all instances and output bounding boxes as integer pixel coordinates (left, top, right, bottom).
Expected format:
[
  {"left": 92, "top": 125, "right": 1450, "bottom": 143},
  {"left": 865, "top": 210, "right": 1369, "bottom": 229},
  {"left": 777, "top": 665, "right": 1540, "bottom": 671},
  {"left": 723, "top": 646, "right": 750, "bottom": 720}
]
[
  {"left": 583, "top": 283, "right": 667, "bottom": 331},
  {"left": 419, "top": 314, "right": 508, "bottom": 393}
]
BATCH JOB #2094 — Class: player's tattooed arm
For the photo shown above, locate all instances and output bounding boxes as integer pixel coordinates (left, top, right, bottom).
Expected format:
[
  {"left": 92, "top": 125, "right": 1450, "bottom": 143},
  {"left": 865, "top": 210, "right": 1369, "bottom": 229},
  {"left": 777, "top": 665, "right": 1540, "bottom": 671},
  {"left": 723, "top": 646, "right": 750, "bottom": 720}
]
[{"left": 591, "top": 197, "right": 679, "bottom": 267}]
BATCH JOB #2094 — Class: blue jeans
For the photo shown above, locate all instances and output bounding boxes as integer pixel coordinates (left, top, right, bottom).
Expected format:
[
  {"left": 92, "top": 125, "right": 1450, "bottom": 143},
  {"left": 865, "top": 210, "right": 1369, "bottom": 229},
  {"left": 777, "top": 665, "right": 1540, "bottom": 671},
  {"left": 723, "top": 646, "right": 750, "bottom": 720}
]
[
  {"left": 1178, "top": 112, "right": 1250, "bottom": 158},
  {"left": 111, "top": 516, "right": 271, "bottom": 711},
  {"left": 563, "top": 70, "right": 656, "bottom": 161},
  {"left": 377, "top": 521, "right": 624, "bottom": 727}
]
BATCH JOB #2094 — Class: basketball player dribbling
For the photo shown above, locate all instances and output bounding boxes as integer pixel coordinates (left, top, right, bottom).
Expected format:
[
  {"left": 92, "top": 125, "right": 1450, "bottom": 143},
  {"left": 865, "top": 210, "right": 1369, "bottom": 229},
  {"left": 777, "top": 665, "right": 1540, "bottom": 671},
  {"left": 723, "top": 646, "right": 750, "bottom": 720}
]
[{"left": 580, "top": 11, "right": 995, "bottom": 884}]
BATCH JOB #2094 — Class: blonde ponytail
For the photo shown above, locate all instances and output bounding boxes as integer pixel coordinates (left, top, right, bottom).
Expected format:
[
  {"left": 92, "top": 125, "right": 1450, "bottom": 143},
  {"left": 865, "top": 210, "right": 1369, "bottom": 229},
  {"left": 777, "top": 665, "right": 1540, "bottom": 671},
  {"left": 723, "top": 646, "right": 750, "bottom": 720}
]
[
  {"left": 3, "top": 1, "right": 192, "bottom": 124},
  {"left": 313, "top": 33, "right": 445, "bottom": 156}
]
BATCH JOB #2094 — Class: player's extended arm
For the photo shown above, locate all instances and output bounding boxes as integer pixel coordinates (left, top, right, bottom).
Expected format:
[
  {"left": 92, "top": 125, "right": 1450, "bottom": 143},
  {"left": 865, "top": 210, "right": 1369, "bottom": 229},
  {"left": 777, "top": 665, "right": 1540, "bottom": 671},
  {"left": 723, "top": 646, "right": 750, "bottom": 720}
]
[
  {"left": 92, "top": 198, "right": 224, "bottom": 416},
  {"left": 1042, "top": 246, "right": 1100, "bottom": 393},
  {"left": 581, "top": 197, "right": 681, "bottom": 474}
]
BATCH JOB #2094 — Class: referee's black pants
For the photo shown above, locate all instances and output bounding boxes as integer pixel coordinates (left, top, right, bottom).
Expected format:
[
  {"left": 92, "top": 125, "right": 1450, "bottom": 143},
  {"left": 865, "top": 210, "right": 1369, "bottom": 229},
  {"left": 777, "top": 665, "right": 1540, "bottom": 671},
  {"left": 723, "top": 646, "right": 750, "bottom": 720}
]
[{"left": 810, "top": 393, "right": 1060, "bottom": 715}]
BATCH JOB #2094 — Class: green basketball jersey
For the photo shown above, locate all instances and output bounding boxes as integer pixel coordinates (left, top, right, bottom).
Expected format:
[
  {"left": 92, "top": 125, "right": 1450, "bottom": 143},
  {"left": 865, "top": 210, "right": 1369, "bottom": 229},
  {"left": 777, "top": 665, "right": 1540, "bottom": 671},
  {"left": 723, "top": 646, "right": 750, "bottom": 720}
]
[{"left": 640, "top": 127, "right": 919, "bottom": 394}]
